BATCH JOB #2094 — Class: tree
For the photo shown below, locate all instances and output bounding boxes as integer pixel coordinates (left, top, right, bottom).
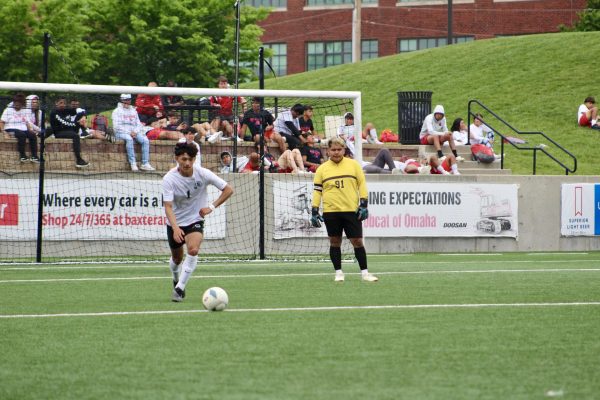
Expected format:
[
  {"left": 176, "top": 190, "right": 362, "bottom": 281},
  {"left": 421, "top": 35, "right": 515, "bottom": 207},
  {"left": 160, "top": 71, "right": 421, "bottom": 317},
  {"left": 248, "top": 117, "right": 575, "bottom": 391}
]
[
  {"left": 0, "top": 0, "right": 269, "bottom": 86},
  {"left": 561, "top": 0, "right": 600, "bottom": 32}
]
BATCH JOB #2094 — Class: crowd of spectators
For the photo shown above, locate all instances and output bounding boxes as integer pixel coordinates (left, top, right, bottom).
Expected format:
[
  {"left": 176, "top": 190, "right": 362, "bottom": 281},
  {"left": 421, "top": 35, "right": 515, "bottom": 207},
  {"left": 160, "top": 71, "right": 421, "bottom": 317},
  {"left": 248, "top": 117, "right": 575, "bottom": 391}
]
[{"left": 4, "top": 80, "right": 589, "bottom": 175}]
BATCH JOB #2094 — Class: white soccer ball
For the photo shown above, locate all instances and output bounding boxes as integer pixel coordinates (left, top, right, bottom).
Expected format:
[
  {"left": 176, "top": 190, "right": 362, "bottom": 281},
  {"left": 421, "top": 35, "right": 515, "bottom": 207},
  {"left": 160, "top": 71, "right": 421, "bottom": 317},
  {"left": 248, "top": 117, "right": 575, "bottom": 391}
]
[{"left": 202, "top": 287, "right": 229, "bottom": 311}]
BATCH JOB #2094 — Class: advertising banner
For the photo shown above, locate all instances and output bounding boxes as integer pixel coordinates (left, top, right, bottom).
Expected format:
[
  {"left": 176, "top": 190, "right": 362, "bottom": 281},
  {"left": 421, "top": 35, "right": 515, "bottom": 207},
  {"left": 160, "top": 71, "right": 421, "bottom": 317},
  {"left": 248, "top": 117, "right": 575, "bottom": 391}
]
[
  {"left": 560, "top": 183, "right": 600, "bottom": 236},
  {"left": 0, "top": 179, "right": 226, "bottom": 240},
  {"left": 273, "top": 181, "right": 519, "bottom": 238}
]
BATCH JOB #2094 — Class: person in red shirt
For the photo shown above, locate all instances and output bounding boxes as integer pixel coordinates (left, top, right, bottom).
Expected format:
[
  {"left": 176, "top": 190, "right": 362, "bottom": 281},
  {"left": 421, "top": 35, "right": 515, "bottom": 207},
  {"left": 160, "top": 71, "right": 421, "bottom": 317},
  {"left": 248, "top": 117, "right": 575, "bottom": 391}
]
[
  {"left": 210, "top": 76, "right": 245, "bottom": 142},
  {"left": 135, "top": 82, "right": 165, "bottom": 124}
]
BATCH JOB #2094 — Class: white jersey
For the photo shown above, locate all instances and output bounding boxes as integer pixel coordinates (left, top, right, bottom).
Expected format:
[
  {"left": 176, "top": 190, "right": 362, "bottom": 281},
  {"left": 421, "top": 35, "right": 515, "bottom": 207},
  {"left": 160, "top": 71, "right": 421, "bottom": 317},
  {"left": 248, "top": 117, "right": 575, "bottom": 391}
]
[{"left": 162, "top": 165, "right": 227, "bottom": 227}]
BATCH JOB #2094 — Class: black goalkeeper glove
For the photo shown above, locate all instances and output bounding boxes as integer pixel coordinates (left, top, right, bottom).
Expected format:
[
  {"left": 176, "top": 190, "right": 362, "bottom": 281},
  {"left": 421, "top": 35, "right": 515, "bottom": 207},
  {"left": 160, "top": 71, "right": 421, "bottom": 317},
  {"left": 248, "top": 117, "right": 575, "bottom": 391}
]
[
  {"left": 356, "top": 199, "right": 369, "bottom": 221},
  {"left": 310, "top": 207, "right": 324, "bottom": 228}
]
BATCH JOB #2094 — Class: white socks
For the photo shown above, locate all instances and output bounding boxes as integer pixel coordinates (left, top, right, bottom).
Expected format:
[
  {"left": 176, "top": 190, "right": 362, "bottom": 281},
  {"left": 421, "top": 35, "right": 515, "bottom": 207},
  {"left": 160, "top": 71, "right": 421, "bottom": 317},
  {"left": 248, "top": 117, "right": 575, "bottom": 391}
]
[
  {"left": 451, "top": 164, "right": 459, "bottom": 174},
  {"left": 169, "top": 258, "right": 181, "bottom": 282},
  {"left": 592, "top": 119, "right": 598, "bottom": 127},
  {"left": 361, "top": 269, "right": 370, "bottom": 277},
  {"left": 176, "top": 254, "right": 198, "bottom": 291}
]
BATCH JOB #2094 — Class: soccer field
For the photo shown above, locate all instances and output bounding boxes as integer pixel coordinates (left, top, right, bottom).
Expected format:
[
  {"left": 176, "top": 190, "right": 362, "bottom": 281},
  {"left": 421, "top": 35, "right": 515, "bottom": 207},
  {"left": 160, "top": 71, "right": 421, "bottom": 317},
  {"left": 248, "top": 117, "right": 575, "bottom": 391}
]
[{"left": 1, "top": 253, "right": 599, "bottom": 400}]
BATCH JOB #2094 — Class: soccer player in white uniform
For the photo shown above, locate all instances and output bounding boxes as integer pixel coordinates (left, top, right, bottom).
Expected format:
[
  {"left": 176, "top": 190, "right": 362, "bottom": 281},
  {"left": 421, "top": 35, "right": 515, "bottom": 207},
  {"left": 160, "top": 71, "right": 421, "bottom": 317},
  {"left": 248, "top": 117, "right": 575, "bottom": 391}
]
[{"left": 162, "top": 142, "right": 233, "bottom": 302}]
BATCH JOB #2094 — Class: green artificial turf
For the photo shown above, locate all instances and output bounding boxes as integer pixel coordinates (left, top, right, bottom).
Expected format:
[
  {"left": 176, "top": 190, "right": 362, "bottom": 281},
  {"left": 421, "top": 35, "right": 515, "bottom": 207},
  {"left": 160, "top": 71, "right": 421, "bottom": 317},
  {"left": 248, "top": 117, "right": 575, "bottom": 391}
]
[
  {"left": 1, "top": 253, "right": 600, "bottom": 399},
  {"left": 244, "top": 32, "right": 600, "bottom": 175}
]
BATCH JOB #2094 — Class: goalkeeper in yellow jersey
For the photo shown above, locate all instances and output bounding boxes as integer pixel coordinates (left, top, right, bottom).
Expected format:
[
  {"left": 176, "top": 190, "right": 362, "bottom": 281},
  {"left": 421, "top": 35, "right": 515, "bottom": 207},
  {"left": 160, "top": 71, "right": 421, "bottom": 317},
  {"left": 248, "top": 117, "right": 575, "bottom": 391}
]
[{"left": 311, "top": 137, "right": 378, "bottom": 282}]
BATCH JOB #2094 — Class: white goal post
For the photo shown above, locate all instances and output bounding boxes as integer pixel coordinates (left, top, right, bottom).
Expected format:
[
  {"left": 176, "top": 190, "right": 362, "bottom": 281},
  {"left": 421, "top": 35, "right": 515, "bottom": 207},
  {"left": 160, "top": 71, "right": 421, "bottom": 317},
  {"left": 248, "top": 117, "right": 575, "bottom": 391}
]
[{"left": 0, "top": 81, "right": 364, "bottom": 162}]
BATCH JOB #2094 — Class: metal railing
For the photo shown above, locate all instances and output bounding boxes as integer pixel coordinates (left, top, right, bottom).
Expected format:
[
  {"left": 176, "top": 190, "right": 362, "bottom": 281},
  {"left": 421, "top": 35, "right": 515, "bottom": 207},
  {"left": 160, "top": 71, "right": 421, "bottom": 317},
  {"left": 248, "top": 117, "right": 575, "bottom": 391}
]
[{"left": 468, "top": 100, "right": 577, "bottom": 175}]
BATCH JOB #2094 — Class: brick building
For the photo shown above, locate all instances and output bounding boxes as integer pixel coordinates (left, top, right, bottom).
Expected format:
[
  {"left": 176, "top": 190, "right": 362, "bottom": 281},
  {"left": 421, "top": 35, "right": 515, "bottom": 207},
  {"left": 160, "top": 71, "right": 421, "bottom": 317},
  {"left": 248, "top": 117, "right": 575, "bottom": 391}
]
[{"left": 251, "top": 0, "right": 586, "bottom": 76}]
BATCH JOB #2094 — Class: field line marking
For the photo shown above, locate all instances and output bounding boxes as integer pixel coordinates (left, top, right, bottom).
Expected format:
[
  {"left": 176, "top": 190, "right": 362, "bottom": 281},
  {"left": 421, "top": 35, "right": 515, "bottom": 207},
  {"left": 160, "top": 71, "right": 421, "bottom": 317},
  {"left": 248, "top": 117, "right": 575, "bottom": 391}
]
[
  {"left": 2, "top": 302, "right": 600, "bottom": 319},
  {"left": 0, "top": 256, "right": 600, "bottom": 272},
  {"left": 1, "top": 268, "right": 600, "bottom": 284}
]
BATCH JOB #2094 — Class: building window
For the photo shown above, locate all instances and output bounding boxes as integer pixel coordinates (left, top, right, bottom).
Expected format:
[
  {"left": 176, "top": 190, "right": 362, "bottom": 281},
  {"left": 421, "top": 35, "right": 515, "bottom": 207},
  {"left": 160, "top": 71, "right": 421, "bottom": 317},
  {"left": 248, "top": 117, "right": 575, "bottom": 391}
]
[
  {"left": 398, "top": 36, "right": 473, "bottom": 53},
  {"left": 307, "top": 0, "right": 377, "bottom": 5},
  {"left": 307, "top": 41, "right": 352, "bottom": 70},
  {"left": 248, "top": 0, "right": 287, "bottom": 7},
  {"left": 361, "top": 40, "right": 378, "bottom": 60},
  {"left": 397, "top": 0, "right": 473, "bottom": 5},
  {"left": 263, "top": 43, "right": 287, "bottom": 76}
]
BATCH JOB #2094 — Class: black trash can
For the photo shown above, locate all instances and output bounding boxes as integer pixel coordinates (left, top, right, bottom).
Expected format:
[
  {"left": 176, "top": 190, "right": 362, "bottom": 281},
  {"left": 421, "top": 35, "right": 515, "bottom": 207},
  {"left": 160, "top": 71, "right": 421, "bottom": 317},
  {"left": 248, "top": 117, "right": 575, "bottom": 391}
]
[{"left": 397, "top": 91, "right": 432, "bottom": 144}]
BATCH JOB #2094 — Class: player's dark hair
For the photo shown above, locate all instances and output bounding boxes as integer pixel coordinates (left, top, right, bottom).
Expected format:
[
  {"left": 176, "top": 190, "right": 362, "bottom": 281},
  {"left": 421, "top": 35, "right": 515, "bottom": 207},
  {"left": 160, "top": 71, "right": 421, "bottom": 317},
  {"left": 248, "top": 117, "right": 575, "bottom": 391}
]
[
  {"left": 450, "top": 117, "right": 463, "bottom": 132},
  {"left": 291, "top": 103, "right": 305, "bottom": 114},
  {"left": 585, "top": 96, "right": 596, "bottom": 104},
  {"left": 174, "top": 142, "right": 198, "bottom": 158},
  {"left": 12, "top": 93, "right": 26, "bottom": 107},
  {"left": 181, "top": 127, "right": 197, "bottom": 135}
]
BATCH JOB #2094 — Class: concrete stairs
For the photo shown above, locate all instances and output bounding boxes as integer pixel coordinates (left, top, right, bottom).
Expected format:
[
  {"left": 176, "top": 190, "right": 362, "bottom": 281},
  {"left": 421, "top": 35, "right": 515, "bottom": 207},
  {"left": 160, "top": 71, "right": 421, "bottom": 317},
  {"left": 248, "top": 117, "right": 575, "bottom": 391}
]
[{"left": 0, "top": 136, "right": 510, "bottom": 175}]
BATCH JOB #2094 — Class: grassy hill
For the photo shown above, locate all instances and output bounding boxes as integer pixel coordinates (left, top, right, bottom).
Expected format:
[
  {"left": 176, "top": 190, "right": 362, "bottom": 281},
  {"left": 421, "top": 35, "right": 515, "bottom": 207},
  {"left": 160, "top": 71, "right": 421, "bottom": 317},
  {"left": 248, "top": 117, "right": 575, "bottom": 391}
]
[{"left": 245, "top": 32, "right": 600, "bottom": 175}]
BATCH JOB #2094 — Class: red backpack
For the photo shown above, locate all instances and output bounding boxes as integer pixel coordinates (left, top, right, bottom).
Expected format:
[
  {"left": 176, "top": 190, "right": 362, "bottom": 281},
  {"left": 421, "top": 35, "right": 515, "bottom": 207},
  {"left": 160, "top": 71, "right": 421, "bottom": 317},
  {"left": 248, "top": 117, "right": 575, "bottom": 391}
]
[
  {"left": 92, "top": 114, "right": 109, "bottom": 131},
  {"left": 471, "top": 144, "right": 495, "bottom": 163}
]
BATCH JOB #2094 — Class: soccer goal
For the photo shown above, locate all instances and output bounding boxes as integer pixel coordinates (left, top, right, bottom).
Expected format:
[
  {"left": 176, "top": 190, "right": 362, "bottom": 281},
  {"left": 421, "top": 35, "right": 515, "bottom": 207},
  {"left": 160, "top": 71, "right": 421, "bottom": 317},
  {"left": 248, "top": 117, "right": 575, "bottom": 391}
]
[{"left": 0, "top": 81, "right": 362, "bottom": 263}]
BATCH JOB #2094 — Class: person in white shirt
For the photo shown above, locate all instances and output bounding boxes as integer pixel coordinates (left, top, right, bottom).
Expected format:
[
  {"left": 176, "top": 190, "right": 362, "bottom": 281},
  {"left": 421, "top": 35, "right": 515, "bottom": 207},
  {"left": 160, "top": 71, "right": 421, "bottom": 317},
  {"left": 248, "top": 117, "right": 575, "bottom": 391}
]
[
  {"left": 273, "top": 103, "right": 304, "bottom": 151},
  {"left": 448, "top": 117, "right": 469, "bottom": 146},
  {"left": 420, "top": 105, "right": 461, "bottom": 160},
  {"left": 578, "top": 96, "right": 599, "bottom": 129},
  {"left": 470, "top": 113, "right": 501, "bottom": 159},
  {"left": 0, "top": 93, "right": 39, "bottom": 163},
  {"left": 337, "top": 112, "right": 382, "bottom": 145},
  {"left": 163, "top": 142, "right": 234, "bottom": 302},
  {"left": 111, "top": 94, "right": 155, "bottom": 172}
]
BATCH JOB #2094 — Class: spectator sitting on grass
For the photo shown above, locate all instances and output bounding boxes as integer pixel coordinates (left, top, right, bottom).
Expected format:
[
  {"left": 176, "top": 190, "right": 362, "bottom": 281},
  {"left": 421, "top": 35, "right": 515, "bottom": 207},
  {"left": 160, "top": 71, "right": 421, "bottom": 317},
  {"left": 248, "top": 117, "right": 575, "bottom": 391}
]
[{"left": 578, "top": 96, "right": 599, "bottom": 130}]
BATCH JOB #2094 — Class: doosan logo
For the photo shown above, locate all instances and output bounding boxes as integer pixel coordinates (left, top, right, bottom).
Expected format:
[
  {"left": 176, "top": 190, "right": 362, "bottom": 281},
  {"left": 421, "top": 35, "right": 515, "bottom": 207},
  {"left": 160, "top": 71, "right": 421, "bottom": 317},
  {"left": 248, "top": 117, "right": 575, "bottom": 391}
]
[
  {"left": 0, "top": 194, "right": 19, "bottom": 226},
  {"left": 443, "top": 222, "right": 467, "bottom": 228}
]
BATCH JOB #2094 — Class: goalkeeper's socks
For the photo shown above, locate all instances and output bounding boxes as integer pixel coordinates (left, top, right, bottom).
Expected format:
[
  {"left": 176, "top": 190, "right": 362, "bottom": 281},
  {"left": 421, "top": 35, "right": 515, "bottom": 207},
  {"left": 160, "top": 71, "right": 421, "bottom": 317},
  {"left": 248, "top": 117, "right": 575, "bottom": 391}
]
[
  {"left": 176, "top": 254, "right": 198, "bottom": 291},
  {"left": 169, "top": 258, "right": 181, "bottom": 282},
  {"left": 354, "top": 246, "right": 368, "bottom": 270},
  {"left": 330, "top": 246, "right": 342, "bottom": 270},
  {"left": 452, "top": 149, "right": 458, "bottom": 157}
]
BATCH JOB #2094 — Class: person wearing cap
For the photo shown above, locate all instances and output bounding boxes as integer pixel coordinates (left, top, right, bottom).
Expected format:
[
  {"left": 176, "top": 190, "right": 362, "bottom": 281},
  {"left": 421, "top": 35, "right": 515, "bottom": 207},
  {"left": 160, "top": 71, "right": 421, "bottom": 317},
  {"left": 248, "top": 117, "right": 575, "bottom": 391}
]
[
  {"left": 111, "top": 94, "right": 155, "bottom": 172},
  {"left": 419, "top": 104, "right": 462, "bottom": 161},
  {"left": 578, "top": 96, "right": 599, "bottom": 129}
]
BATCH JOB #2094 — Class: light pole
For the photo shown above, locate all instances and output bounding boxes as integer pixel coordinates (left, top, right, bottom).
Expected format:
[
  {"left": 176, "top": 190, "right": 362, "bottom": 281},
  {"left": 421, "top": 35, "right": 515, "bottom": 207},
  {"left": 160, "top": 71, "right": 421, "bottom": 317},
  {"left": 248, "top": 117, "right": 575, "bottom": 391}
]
[{"left": 352, "top": 0, "right": 362, "bottom": 63}]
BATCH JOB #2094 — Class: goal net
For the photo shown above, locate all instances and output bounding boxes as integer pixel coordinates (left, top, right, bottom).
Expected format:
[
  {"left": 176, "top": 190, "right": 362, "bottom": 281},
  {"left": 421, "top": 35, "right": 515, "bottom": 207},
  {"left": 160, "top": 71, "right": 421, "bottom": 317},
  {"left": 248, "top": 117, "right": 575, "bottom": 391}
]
[{"left": 0, "top": 82, "right": 362, "bottom": 263}]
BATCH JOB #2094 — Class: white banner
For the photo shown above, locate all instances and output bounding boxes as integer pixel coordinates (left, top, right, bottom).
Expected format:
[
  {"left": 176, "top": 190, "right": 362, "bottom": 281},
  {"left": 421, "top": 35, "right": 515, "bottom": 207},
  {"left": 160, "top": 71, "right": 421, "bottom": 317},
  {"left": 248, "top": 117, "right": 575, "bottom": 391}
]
[
  {"left": 560, "top": 183, "right": 600, "bottom": 236},
  {"left": 0, "top": 179, "right": 226, "bottom": 240},
  {"left": 273, "top": 182, "right": 519, "bottom": 238}
]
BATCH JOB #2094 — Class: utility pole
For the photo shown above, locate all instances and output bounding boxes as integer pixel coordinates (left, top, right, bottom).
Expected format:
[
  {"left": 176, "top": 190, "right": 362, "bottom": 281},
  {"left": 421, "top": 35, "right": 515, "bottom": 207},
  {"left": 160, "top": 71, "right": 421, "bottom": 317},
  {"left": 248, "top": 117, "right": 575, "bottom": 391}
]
[{"left": 352, "top": 0, "right": 362, "bottom": 62}]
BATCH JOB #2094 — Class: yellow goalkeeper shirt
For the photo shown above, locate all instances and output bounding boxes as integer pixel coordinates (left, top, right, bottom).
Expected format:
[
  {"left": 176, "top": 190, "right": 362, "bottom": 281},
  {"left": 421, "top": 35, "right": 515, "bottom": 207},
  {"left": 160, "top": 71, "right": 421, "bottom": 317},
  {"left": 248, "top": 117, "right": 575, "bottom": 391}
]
[{"left": 311, "top": 157, "right": 368, "bottom": 212}]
